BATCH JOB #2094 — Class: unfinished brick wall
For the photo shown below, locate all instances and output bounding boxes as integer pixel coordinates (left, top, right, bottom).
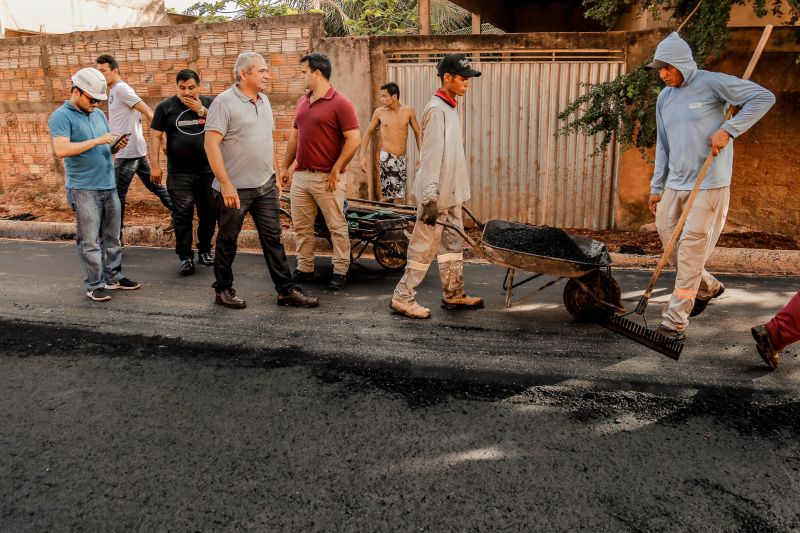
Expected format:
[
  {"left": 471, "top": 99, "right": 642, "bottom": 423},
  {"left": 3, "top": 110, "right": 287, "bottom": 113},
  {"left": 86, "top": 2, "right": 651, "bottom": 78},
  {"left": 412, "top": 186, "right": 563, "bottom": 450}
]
[{"left": 0, "top": 14, "right": 323, "bottom": 203}]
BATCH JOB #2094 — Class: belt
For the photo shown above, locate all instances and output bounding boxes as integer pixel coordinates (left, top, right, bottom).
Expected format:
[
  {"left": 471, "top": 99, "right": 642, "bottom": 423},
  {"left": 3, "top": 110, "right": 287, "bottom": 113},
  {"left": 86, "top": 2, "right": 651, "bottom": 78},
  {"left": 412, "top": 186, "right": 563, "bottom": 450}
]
[{"left": 295, "top": 168, "right": 331, "bottom": 174}]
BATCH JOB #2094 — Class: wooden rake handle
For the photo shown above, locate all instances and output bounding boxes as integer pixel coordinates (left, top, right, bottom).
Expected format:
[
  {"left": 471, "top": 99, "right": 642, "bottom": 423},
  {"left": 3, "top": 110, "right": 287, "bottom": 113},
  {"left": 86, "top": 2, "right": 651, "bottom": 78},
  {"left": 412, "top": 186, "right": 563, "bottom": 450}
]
[{"left": 636, "top": 24, "right": 773, "bottom": 315}]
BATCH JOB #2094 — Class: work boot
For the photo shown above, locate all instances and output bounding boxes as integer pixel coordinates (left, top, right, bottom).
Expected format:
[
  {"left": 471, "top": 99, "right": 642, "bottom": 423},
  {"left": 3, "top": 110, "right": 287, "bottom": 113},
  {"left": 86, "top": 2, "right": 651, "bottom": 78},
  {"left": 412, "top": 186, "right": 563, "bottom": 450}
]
[
  {"left": 751, "top": 324, "right": 779, "bottom": 370},
  {"left": 441, "top": 294, "right": 485, "bottom": 310},
  {"left": 390, "top": 299, "right": 431, "bottom": 319},
  {"left": 215, "top": 288, "right": 246, "bottom": 309},
  {"left": 277, "top": 288, "right": 319, "bottom": 308},
  {"left": 198, "top": 252, "right": 214, "bottom": 266},
  {"left": 690, "top": 284, "right": 725, "bottom": 317},
  {"left": 180, "top": 258, "right": 195, "bottom": 276},
  {"left": 655, "top": 324, "right": 686, "bottom": 342}
]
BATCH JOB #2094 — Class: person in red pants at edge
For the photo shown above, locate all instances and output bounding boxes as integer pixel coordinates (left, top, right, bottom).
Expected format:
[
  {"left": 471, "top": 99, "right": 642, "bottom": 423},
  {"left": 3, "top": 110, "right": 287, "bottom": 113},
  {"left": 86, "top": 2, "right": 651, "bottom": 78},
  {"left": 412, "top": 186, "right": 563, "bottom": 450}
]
[{"left": 752, "top": 292, "right": 800, "bottom": 370}]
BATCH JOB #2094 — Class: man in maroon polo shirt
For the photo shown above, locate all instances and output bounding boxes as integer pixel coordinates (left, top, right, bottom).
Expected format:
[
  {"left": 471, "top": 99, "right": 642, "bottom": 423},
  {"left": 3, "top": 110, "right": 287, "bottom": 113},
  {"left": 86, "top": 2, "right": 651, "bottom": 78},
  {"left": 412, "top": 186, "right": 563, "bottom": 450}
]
[{"left": 280, "top": 53, "right": 361, "bottom": 291}]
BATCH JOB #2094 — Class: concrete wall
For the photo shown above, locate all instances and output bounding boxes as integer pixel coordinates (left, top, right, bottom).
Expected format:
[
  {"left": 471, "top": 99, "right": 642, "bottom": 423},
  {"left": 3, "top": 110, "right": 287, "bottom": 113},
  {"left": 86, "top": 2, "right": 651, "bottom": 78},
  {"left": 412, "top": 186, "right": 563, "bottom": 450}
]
[
  {"left": 0, "top": 0, "right": 172, "bottom": 36},
  {"left": 315, "top": 36, "right": 373, "bottom": 199},
  {"left": 0, "top": 14, "right": 324, "bottom": 203}
]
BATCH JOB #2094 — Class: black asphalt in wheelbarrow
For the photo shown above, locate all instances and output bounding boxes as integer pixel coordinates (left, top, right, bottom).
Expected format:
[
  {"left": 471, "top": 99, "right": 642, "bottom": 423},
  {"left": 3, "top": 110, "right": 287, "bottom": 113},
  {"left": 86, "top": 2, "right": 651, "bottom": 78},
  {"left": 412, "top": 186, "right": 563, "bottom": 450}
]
[{"left": 438, "top": 211, "right": 623, "bottom": 321}]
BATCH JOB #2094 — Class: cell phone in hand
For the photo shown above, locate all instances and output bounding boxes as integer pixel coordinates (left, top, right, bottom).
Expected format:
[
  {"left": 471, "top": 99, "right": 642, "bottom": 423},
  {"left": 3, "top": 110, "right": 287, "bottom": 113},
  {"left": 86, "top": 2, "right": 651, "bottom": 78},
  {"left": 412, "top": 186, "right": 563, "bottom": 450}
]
[{"left": 111, "top": 133, "right": 130, "bottom": 150}]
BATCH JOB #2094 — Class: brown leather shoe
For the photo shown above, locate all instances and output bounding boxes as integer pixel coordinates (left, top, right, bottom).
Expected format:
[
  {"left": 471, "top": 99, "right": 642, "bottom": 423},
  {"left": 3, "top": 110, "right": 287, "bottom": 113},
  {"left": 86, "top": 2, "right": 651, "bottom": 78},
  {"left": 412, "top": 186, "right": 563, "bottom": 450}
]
[
  {"left": 215, "top": 288, "right": 246, "bottom": 309},
  {"left": 278, "top": 288, "right": 319, "bottom": 308},
  {"left": 752, "top": 324, "right": 779, "bottom": 370},
  {"left": 441, "top": 294, "right": 485, "bottom": 310}
]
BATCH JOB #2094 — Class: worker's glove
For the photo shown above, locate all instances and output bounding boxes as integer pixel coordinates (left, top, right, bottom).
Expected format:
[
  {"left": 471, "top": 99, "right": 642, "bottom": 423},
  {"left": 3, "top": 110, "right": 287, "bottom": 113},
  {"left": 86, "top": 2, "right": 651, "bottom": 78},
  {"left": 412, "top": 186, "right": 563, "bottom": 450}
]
[{"left": 420, "top": 199, "right": 439, "bottom": 226}]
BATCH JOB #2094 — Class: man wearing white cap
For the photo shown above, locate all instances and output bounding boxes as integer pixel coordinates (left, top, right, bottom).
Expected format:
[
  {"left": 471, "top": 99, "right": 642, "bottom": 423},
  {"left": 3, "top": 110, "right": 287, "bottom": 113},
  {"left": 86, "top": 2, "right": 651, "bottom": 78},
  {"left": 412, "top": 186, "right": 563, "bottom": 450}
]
[{"left": 48, "top": 67, "right": 141, "bottom": 302}]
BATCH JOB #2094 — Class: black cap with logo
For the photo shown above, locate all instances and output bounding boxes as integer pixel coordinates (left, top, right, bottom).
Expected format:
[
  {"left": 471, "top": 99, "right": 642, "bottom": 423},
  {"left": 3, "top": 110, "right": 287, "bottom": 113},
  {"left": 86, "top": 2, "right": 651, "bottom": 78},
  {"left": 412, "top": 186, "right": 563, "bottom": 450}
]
[{"left": 436, "top": 53, "right": 481, "bottom": 78}]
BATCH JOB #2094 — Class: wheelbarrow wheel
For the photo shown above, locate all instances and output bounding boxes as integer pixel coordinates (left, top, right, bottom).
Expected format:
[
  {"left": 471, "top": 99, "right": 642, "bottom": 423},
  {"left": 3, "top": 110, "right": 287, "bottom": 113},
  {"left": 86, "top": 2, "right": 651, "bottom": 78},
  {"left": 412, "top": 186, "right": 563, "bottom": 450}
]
[
  {"left": 374, "top": 241, "right": 407, "bottom": 271},
  {"left": 563, "top": 270, "right": 621, "bottom": 322}
]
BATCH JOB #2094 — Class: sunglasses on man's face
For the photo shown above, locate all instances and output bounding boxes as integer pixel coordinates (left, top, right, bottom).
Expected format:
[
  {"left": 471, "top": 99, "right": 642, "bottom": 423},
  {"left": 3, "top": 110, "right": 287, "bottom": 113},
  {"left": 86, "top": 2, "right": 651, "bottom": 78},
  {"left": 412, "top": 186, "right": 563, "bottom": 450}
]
[{"left": 78, "top": 88, "right": 100, "bottom": 105}]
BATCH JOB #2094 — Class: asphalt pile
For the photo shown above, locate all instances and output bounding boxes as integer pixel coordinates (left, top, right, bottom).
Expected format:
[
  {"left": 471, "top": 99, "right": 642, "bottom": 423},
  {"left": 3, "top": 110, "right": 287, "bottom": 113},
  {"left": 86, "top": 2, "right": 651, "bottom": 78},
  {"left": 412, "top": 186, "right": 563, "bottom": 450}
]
[{"left": 486, "top": 226, "right": 603, "bottom": 264}]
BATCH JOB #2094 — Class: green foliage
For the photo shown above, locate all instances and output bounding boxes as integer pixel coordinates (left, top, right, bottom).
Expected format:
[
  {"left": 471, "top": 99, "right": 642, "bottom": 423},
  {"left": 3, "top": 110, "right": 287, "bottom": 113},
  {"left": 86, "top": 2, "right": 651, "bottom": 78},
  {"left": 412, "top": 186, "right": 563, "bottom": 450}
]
[
  {"left": 560, "top": 0, "right": 800, "bottom": 155},
  {"left": 558, "top": 67, "right": 662, "bottom": 155},
  {"left": 184, "top": 0, "right": 471, "bottom": 36},
  {"left": 343, "top": 0, "right": 416, "bottom": 35}
]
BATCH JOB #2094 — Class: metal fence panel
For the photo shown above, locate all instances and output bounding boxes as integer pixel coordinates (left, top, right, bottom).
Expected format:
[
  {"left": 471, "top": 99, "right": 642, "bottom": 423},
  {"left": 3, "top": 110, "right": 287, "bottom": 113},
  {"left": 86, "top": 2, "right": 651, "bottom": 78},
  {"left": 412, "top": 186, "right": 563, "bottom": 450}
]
[{"left": 387, "top": 51, "right": 625, "bottom": 229}]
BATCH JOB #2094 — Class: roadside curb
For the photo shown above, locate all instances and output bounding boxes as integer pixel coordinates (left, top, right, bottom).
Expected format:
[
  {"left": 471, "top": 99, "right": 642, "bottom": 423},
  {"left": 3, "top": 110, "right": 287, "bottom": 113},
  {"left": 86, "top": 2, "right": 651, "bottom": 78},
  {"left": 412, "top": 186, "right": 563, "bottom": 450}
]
[{"left": 1, "top": 219, "right": 798, "bottom": 275}]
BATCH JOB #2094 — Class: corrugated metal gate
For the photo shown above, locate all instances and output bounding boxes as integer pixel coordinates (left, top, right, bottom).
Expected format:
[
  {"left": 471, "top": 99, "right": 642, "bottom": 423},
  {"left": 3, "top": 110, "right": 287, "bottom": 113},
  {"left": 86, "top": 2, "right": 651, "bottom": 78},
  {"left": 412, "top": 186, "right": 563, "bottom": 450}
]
[{"left": 386, "top": 50, "right": 626, "bottom": 229}]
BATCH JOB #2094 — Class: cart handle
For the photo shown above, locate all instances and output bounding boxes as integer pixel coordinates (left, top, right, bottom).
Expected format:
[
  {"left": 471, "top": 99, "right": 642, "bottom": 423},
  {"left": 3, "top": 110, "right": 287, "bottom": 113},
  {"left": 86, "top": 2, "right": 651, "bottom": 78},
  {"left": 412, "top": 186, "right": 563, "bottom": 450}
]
[
  {"left": 462, "top": 206, "right": 484, "bottom": 229},
  {"left": 435, "top": 220, "right": 497, "bottom": 263}
]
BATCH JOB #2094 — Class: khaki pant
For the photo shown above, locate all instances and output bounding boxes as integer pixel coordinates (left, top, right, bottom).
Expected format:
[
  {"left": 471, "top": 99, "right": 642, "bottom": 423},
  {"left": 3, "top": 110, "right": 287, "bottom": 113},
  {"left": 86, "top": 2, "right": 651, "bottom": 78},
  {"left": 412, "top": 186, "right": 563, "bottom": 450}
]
[
  {"left": 290, "top": 170, "right": 350, "bottom": 275},
  {"left": 655, "top": 186, "right": 729, "bottom": 331},
  {"left": 393, "top": 204, "right": 466, "bottom": 303}
]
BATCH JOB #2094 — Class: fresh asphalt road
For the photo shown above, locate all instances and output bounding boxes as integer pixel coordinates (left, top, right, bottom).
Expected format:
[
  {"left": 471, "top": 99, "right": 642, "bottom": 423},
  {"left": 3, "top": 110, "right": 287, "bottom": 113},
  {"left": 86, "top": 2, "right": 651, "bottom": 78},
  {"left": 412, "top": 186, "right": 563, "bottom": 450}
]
[
  {"left": 0, "top": 238, "right": 797, "bottom": 393},
  {"left": 2, "top": 239, "right": 800, "bottom": 530}
]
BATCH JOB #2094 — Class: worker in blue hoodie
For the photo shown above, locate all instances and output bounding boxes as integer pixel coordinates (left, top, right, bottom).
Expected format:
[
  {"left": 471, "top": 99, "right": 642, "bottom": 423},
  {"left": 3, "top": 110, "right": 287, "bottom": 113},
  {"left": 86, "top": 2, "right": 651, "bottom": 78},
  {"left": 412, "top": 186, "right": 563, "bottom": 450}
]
[{"left": 646, "top": 32, "right": 775, "bottom": 341}]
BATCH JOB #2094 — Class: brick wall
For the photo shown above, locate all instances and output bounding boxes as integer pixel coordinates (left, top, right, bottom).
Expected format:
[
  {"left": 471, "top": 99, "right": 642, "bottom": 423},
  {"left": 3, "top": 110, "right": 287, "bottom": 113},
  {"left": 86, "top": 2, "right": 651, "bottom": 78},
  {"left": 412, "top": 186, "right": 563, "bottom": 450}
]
[{"left": 0, "top": 14, "right": 324, "bottom": 202}]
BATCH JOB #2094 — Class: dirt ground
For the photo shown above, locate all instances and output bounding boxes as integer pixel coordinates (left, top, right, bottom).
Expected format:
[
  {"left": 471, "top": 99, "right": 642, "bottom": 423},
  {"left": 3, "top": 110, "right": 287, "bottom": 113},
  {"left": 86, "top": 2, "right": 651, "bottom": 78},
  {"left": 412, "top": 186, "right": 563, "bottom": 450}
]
[{"left": 2, "top": 183, "right": 798, "bottom": 253}]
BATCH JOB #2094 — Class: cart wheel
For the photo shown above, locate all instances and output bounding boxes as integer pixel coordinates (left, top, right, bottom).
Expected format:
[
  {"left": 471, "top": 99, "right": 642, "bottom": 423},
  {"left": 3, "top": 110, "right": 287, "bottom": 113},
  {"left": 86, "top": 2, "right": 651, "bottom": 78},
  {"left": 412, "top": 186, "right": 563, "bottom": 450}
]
[
  {"left": 374, "top": 241, "right": 407, "bottom": 270},
  {"left": 563, "top": 270, "right": 621, "bottom": 321}
]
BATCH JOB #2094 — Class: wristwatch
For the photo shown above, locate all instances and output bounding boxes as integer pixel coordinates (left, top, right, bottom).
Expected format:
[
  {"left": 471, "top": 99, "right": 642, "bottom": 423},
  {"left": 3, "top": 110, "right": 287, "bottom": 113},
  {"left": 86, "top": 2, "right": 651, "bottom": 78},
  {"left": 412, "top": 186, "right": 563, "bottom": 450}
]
[{"left": 197, "top": 106, "right": 207, "bottom": 117}]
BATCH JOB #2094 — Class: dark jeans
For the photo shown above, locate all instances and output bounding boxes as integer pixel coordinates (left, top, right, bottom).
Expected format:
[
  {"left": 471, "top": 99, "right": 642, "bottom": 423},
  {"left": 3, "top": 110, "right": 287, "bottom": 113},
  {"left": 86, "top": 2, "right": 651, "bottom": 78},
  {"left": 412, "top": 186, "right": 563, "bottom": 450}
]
[
  {"left": 114, "top": 156, "right": 174, "bottom": 232},
  {"left": 167, "top": 171, "right": 217, "bottom": 260},
  {"left": 213, "top": 176, "right": 294, "bottom": 295}
]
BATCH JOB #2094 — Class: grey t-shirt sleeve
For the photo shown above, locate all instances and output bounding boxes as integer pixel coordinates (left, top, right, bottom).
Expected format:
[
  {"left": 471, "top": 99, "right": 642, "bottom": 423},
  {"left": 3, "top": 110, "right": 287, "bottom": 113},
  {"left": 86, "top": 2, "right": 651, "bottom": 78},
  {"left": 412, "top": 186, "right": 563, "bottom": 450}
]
[{"left": 204, "top": 97, "right": 230, "bottom": 137}]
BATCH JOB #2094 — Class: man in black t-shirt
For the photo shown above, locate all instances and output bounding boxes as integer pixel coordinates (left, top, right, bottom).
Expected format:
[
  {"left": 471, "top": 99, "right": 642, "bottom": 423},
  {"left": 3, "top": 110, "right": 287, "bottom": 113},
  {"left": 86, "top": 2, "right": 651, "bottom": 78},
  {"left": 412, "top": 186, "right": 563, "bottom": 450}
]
[{"left": 150, "top": 69, "right": 216, "bottom": 276}]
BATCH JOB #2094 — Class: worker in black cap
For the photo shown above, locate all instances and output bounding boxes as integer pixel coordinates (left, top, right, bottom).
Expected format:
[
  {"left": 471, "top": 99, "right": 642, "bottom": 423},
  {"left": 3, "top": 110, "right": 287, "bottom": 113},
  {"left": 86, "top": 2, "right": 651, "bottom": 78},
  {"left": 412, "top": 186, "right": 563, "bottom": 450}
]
[{"left": 390, "top": 53, "right": 484, "bottom": 319}]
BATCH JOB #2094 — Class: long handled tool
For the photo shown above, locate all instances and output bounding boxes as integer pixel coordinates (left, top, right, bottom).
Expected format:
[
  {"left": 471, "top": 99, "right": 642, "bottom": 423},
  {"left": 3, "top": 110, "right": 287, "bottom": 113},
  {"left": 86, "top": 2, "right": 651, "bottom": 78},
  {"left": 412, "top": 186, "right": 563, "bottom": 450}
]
[{"left": 599, "top": 24, "right": 773, "bottom": 360}]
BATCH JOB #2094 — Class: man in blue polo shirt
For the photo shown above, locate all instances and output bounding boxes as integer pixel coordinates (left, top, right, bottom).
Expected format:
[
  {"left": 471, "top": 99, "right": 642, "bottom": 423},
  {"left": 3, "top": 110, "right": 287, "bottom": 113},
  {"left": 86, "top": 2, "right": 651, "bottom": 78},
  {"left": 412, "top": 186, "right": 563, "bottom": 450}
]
[{"left": 48, "top": 67, "right": 141, "bottom": 302}]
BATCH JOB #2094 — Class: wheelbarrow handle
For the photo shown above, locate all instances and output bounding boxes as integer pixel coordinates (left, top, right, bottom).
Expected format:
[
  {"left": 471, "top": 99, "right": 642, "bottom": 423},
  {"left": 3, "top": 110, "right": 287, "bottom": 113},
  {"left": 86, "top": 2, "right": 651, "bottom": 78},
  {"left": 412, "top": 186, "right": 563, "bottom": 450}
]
[
  {"left": 435, "top": 220, "right": 494, "bottom": 263},
  {"left": 462, "top": 205, "right": 484, "bottom": 229}
]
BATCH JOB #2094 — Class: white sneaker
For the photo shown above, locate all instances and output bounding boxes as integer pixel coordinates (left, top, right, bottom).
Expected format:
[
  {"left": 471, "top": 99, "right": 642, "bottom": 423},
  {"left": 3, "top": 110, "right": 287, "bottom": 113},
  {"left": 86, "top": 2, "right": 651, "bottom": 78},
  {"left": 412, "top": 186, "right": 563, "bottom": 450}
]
[{"left": 390, "top": 299, "right": 431, "bottom": 319}]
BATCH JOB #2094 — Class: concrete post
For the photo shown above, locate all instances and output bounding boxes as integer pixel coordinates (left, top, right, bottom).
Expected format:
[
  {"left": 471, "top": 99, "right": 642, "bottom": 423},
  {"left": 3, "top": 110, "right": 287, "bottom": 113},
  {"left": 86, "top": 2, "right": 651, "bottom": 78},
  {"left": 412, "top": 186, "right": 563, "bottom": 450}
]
[
  {"left": 472, "top": 13, "right": 481, "bottom": 34},
  {"left": 418, "top": 0, "right": 430, "bottom": 35}
]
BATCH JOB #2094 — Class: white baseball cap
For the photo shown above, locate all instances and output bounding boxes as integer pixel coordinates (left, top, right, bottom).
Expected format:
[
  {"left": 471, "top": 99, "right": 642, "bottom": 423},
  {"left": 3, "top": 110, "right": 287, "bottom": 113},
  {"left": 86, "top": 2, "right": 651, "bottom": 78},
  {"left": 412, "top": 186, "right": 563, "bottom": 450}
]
[{"left": 71, "top": 67, "right": 108, "bottom": 101}]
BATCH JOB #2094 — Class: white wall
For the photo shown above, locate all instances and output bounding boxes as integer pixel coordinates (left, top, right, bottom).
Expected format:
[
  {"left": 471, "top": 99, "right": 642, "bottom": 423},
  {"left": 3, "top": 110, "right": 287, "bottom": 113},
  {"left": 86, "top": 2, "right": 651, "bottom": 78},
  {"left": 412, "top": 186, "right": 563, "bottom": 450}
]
[{"left": 1, "top": 0, "right": 168, "bottom": 36}]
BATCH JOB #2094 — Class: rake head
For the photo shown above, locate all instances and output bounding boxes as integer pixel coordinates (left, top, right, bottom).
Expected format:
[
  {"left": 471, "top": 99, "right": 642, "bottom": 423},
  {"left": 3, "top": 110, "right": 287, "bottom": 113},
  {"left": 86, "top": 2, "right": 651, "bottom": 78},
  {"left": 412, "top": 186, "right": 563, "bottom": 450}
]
[{"left": 599, "top": 313, "right": 683, "bottom": 361}]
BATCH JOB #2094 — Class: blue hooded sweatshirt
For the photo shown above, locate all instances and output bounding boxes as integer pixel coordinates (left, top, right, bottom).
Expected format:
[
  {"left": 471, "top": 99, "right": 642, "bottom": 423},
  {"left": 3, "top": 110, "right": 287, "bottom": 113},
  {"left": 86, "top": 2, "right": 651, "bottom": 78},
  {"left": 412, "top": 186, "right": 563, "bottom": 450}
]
[{"left": 650, "top": 32, "right": 775, "bottom": 195}]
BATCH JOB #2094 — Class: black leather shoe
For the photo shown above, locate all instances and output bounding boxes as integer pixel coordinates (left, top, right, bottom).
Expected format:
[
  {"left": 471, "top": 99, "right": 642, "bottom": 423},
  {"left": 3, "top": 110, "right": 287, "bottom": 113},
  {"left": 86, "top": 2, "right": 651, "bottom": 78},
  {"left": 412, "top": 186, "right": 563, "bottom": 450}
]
[
  {"left": 180, "top": 258, "right": 195, "bottom": 276},
  {"left": 327, "top": 274, "right": 347, "bottom": 290},
  {"left": 690, "top": 285, "right": 725, "bottom": 317},
  {"left": 198, "top": 252, "right": 214, "bottom": 266},
  {"left": 215, "top": 288, "right": 246, "bottom": 309},
  {"left": 277, "top": 288, "right": 319, "bottom": 307},
  {"left": 292, "top": 269, "right": 315, "bottom": 283}
]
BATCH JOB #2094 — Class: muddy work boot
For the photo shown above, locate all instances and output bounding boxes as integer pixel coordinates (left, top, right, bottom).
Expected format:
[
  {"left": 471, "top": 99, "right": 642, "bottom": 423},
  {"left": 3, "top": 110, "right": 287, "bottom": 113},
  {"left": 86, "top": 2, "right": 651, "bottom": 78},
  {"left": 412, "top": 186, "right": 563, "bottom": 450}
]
[
  {"left": 751, "top": 324, "right": 779, "bottom": 370},
  {"left": 690, "top": 284, "right": 725, "bottom": 318},
  {"left": 655, "top": 324, "right": 686, "bottom": 342},
  {"left": 441, "top": 294, "right": 485, "bottom": 310},
  {"left": 390, "top": 299, "right": 431, "bottom": 319}
]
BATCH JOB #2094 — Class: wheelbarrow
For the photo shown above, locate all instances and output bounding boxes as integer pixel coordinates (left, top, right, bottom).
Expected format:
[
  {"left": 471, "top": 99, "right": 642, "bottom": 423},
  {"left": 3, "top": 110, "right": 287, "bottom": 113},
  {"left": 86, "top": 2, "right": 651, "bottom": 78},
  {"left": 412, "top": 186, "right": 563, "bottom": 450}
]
[
  {"left": 280, "top": 195, "right": 416, "bottom": 271},
  {"left": 438, "top": 208, "right": 623, "bottom": 320}
]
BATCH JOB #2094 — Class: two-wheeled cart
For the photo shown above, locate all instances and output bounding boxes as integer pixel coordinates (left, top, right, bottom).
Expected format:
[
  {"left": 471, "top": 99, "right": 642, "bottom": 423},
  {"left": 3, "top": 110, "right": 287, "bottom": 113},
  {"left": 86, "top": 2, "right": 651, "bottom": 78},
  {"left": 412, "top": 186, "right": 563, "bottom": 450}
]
[{"left": 280, "top": 196, "right": 416, "bottom": 271}]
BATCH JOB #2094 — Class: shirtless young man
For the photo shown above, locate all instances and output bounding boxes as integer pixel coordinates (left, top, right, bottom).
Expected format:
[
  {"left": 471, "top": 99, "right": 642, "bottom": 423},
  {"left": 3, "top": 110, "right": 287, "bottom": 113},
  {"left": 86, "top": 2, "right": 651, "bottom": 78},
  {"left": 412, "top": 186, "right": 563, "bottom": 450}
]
[{"left": 359, "top": 82, "right": 421, "bottom": 202}]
